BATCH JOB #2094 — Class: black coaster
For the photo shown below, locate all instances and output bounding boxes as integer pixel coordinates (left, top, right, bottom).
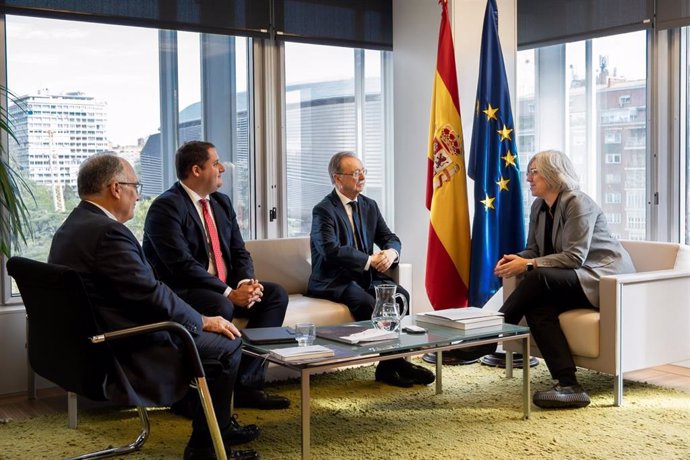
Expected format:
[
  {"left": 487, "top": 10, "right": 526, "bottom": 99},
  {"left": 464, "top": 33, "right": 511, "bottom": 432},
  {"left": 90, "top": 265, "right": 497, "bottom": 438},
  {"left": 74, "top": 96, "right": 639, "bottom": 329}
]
[{"left": 479, "top": 351, "right": 539, "bottom": 369}]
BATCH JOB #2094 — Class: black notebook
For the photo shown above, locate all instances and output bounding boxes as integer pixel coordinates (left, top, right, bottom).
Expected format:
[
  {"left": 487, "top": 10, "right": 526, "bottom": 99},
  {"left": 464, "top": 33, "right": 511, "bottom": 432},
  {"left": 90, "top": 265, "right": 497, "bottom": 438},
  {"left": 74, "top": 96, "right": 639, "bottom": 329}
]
[{"left": 242, "top": 327, "right": 297, "bottom": 345}]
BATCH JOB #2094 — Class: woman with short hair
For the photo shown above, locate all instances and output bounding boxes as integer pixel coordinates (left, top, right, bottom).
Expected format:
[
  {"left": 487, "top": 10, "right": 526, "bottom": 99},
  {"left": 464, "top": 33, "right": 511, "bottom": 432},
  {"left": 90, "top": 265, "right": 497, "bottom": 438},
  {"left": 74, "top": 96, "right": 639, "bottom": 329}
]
[{"left": 494, "top": 149, "right": 636, "bottom": 408}]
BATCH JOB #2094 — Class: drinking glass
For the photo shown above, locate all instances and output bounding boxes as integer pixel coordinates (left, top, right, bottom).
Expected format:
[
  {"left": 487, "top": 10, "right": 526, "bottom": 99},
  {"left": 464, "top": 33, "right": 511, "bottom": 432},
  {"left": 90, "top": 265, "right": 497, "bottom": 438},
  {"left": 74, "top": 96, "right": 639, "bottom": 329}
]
[{"left": 294, "top": 322, "right": 316, "bottom": 346}]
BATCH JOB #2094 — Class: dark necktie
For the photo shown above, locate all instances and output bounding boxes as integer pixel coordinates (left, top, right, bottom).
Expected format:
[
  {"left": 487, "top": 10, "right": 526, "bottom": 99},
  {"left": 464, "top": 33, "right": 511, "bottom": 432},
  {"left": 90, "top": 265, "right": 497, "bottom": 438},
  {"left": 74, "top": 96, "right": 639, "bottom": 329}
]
[
  {"left": 199, "top": 198, "right": 226, "bottom": 282},
  {"left": 348, "top": 201, "right": 364, "bottom": 251}
]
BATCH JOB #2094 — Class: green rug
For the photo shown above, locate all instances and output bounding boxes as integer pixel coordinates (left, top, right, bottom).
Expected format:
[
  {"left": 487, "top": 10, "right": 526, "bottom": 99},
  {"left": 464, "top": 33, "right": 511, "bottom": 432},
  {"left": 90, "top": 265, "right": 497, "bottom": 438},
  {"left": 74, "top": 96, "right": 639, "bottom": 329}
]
[{"left": 2, "top": 359, "right": 690, "bottom": 459}]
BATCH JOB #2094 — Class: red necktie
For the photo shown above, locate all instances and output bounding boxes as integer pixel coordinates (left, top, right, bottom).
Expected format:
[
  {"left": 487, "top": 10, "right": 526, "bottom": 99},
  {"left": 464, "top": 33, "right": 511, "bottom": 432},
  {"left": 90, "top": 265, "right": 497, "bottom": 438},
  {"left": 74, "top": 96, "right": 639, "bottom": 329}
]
[{"left": 199, "top": 198, "right": 226, "bottom": 283}]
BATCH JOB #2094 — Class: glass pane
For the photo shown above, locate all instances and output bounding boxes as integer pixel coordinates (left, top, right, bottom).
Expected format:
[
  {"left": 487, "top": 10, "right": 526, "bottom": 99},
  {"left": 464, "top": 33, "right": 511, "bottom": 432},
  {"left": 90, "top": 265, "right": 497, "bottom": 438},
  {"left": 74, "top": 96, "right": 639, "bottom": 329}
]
[
  {"left": 5, "top": 16, "right": 252, "bottom": 299},
  {"left": 686, "top": 29, "right": 690, "bottom": 245},
  {"left": 516, "top": 31, "right": 647, "bottom": 240},
  {"left": 284, "top": 43, "right": 389, "bottom": 237},
  {"left": 6, "top": 16, "right": 160, "bottom": 265},
  {"left": 592, "top": 32, "right": 647, "bottom": 240}
]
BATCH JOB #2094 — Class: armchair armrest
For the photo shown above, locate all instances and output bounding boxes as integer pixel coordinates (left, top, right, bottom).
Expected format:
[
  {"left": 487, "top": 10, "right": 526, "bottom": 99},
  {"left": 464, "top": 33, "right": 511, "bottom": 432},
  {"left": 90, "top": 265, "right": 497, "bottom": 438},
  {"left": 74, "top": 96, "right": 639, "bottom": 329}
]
[
  {"left": 599, "top": 268, "right": 690, "bottom": 374},
  {"left": 90, "top": 321, "right": 204, "bottom": 378}
]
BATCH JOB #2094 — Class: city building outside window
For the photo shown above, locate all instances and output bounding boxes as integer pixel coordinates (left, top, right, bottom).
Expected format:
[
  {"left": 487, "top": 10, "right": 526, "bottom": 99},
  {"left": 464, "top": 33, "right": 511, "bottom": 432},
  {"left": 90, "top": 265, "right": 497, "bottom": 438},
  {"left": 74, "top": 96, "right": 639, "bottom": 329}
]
[{"left": 516, "top": 31, "right": 647, "bottom": 241}]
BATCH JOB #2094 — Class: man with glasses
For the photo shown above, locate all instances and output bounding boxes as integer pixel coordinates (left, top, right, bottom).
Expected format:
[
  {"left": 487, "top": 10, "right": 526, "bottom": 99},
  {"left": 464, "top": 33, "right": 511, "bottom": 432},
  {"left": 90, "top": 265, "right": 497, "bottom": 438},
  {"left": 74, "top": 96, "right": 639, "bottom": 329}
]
[
  {"left": 307, "top": 151, "right": 435, "bottom": 388},
  {"left": 143, "top": 141, "right": 289, "bottom": 412},
  {"left": 49, "top": 154, "right": 259, "bottom": 460}
]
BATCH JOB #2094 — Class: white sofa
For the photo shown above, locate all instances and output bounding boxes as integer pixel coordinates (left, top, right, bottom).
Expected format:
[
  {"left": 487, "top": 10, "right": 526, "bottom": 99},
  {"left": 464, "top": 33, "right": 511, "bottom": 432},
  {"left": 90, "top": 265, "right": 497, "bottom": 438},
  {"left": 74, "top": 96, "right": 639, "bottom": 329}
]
[
  {"left": 503, "top": 240, "right": 690, "bottom": 405},
  {"left": 242, "top": 236, "right": 412, "bottom": 328}
]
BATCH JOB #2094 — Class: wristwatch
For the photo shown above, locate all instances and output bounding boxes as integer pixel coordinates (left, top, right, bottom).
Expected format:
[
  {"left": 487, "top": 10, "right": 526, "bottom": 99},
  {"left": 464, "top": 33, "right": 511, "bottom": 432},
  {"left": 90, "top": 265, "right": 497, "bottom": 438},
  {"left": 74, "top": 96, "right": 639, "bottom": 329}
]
[{"left": 526, "top": 261, "right": 534, "bottom": 272}]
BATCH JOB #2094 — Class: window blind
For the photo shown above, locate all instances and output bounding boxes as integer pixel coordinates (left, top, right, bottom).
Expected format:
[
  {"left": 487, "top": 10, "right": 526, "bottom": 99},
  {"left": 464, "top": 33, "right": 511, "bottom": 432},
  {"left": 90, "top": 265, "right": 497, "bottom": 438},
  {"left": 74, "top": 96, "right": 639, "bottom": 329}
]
[
  {"left": 518, "top": 0, "right": 653, "bottom": 49},
  {"left": 0, "top": 0, "right": 271, "bottom": 38},
  {"left": 273, "top": 0, "right": 392, "bottom": 50},
  {"left": 0, "top": 0, "right": 393, "bottom": 50}
]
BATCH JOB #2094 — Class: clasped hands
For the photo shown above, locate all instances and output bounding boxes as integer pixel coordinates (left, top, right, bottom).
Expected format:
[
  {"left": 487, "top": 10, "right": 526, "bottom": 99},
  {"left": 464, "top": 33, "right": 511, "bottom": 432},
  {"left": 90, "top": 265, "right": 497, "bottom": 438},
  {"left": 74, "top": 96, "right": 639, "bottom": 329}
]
[
  {"left": 494, "top": 254, "right": 530, "bottom": 278},
  {"left": 228, "top": 279, "right": 263, "bottom": 309},
  {"left": 371, "top": 248, "right": 397, "bottom": 273}
]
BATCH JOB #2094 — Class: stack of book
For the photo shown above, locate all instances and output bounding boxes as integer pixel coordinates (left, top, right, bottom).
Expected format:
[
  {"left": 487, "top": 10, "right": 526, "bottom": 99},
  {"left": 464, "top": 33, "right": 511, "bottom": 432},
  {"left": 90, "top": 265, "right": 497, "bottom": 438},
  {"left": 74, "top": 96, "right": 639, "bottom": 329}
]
[
  {"left": 415, "top": 307, "right": 504, "bottom": 330},
  {"left": 268, "top": 344, "right": 335, "bottom": 362}
]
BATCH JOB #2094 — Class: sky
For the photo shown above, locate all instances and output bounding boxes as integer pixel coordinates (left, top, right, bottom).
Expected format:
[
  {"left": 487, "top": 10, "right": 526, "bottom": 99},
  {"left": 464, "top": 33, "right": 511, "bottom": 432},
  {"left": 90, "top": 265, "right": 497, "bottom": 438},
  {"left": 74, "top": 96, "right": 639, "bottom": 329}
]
[{"left": 5, "top": 14, "right": 374, "bottom": 147}]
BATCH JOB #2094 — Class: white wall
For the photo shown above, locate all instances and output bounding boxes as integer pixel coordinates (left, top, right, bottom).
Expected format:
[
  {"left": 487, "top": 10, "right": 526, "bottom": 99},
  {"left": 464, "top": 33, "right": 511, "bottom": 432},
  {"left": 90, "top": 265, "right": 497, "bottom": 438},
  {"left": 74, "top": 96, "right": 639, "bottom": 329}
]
[{"left": 393, "top": 0, "right": 517, "bottom": 312}]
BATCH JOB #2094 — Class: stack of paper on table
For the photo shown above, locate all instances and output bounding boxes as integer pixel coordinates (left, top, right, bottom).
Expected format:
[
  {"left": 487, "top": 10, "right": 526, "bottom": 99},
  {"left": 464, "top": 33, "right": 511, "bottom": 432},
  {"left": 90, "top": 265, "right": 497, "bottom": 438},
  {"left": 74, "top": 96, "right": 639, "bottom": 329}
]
[
  {"left": 316, "top": 325, "right": 398, "bottom": 344},
  {"left": 268, "top": 345, "right": 334, "bottom": 362},
  {"left": 416, "top": 307, "right": 504, "bottom": 330},
  {"left": 337, "top": 328, "right": 398, "bottom": 344}
]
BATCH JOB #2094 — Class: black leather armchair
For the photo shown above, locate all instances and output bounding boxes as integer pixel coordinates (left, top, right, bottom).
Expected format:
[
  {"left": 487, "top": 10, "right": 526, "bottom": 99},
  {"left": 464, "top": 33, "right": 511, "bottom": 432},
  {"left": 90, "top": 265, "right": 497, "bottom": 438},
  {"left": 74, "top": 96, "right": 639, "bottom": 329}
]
[{"left": 7, "top": 257, "right": 228, "bottom": 460}]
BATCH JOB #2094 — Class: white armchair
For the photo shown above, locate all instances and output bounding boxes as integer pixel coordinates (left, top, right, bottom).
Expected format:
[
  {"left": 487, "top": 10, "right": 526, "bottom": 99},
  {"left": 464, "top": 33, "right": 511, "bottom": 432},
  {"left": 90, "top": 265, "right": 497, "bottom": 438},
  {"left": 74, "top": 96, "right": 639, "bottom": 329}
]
[{"left": 503, "top": 240, "right": 690, "bottom": 406}]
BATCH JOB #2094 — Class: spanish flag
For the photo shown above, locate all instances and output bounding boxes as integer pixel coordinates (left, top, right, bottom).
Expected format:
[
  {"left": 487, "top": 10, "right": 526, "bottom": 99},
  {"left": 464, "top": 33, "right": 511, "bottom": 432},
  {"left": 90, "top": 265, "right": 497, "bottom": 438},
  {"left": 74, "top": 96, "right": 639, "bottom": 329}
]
[{"left": 425, "top": 0, "right": 470, "bottom": 309}]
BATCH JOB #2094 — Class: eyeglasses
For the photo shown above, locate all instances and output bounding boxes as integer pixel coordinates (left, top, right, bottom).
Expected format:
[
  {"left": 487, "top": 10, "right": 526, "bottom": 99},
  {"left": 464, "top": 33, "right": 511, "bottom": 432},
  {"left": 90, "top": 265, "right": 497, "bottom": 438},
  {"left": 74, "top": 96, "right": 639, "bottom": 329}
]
[
  {"left": 525, "top": 168, "right": 539, "bottom": 178},
  {"left": 119, "top": 182, "right": 143, "bottom": 195},
  {"left": 336, "top": 168, "right": 367, "bottom": 179}
]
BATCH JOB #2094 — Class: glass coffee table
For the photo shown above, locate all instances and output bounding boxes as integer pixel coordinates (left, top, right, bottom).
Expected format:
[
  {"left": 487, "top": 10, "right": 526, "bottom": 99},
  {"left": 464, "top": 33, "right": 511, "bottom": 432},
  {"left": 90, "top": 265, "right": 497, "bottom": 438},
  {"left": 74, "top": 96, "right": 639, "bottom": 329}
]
[{"left": 242, "top": 320, "right": 531, "bottom": 460}]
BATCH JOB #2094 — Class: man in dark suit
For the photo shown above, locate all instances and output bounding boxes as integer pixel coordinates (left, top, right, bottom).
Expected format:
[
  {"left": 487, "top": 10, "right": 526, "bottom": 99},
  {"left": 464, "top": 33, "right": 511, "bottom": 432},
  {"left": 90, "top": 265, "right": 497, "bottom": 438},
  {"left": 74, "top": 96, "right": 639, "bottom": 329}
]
[
  {"left": 143, "top": 141, "right": 289, "bottom": 410},
  {"left": 308, "top": 151, "right": 435, "bottom": 388},
  {"left": 48, "top": 154, "right": 259, "bottom": 460}
]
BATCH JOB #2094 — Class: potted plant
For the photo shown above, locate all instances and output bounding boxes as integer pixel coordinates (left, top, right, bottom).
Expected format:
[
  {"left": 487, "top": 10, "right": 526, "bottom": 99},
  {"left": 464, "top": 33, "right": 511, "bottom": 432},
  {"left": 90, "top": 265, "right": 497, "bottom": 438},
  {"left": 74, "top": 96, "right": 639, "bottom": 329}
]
[{"left": 1, "top": 85, "right": 33, "bottom": 257}]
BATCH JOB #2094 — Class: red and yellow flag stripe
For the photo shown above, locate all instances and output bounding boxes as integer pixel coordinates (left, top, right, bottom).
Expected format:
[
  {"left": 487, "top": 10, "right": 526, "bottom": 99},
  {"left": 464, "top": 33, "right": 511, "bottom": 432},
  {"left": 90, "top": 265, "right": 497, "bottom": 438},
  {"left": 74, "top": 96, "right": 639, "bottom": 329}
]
[{"left": 425, "top": 0, "right": 471, "bottom": 309}]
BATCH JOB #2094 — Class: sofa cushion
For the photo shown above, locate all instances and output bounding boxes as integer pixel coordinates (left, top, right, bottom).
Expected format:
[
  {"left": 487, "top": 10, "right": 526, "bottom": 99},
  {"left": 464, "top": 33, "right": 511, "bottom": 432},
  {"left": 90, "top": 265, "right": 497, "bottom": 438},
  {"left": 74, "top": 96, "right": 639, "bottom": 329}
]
[
  {"left": 559, "top": 308, "right": 600, "bottom": 358},
  {"left": 279, "top": 294, "right": 355, "bottom": 326},
  {"left": 245, "top": 237, "right": 311, "bottom": 295},
  {"left": 233, "top": 294, "right": 354, "bottom": 329}
]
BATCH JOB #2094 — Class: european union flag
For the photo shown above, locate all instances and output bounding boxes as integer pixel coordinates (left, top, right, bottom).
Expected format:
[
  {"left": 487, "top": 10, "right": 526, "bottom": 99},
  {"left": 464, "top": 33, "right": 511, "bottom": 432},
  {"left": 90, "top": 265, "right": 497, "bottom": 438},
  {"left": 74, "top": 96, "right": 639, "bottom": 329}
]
[{"left": 468, "top": 0, "right": 525, "bottom": 308}]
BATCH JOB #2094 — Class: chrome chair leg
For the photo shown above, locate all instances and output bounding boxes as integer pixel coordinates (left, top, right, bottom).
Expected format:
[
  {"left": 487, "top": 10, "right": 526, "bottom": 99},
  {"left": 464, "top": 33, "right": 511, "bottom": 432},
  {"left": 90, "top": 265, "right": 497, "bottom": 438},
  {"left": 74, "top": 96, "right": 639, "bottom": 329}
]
[{"left": 67, "top": 407, "right": 149, "bottom": 460}]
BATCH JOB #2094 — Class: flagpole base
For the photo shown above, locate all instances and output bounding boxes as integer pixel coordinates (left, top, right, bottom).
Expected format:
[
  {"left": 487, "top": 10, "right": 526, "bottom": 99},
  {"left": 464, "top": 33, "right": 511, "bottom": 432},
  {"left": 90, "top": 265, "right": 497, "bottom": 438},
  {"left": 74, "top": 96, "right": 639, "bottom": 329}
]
[{"left": 479, "top": 351, "right": 539, "bottom": 369}]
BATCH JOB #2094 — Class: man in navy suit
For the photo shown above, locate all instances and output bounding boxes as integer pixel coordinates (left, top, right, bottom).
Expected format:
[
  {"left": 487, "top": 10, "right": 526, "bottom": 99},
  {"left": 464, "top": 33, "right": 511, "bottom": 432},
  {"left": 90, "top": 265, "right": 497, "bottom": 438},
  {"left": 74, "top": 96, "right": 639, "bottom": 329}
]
[
  {"left": 308, "top": 151, "right": 435, "bottom": 388},
  {"left": 49, "top": 154, "right": 259, "bottom": 460},
  {"left": 143, "top": 141, "right": 289, "bottom": 410}
]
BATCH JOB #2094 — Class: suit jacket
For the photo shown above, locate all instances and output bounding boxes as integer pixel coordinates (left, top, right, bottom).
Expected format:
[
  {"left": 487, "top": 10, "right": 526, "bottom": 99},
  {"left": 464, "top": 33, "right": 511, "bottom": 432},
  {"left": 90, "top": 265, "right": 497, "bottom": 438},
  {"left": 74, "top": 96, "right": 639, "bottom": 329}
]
[
  {"left": 307, "top": 189, "right": 401, "bottom": 299},
  {"left": 48, "top": 201, "right": 203, "bottom": 405},
  {"left": 143, "top": 182, "right": 254, "bottom": 294},
  {"left": 519, "top": 190, "right": 635, "bottom": 307}
]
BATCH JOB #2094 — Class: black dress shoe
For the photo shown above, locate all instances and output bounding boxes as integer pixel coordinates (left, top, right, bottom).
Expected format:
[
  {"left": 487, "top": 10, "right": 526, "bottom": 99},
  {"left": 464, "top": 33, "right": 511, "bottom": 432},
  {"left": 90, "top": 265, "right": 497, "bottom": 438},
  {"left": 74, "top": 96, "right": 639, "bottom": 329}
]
[
  {"left": 234, "top": 389, "right": 290, "bottom": 410},
  {"left": 532, "top": 384, "right": 591, "bottom": 409},
  {"left": 223, "top": 414, "right": 261, "bottom": 445},
  {"left": 183, "top": 444, "right": 260, "bottom": 460},
  {"left": 397, "top": 361, "right": 435, "bottom": 385},
  {"left": 374, "top": 365, "right": 414, "bottom": 388}
]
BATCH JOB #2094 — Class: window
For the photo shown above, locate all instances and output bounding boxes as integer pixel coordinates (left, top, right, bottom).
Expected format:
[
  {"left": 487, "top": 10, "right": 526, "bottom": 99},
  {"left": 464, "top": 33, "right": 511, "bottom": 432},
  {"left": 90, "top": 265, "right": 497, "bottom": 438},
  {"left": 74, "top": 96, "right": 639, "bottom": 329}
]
[
  {"left": 606, "top": 213, "right": 622, "bottom": 224},
  {"left": 606, "top": 173, "right": 622, "bottom": 184},
  {"left": 605, "top": 130, "right": 622, "bottom": 144},
  {"left": 4, "top": 15, "right": 251, "bottom": 296},
  {"left": 606, "top": 154, "right": 622, "bottom": 164},
  {"left": 3, "top": 14, "right": 393, "bottom": 300},
  {"left": 283, "top": 43, "right": 391, "bottom": 237},
  {"left": 516, "top": 31, "right": 647, "bottom": 241},
  {"left": 605, "top": 192, "right": 622, "bottom": 204}
]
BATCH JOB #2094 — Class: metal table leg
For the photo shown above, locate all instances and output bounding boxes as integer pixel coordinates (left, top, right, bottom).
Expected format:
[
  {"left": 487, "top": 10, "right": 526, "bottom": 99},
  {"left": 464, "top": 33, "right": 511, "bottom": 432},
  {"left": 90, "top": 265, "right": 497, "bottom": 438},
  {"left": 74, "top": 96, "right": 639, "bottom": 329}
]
[
  {"left": 301, "top": 369, "right": 311, "bottom": 460},
  {"left": 435, "top": 351, "right": 443, "bottom": 394},
  {"left": 522, "top": 337, "right": 531, "bottom": 419}
]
